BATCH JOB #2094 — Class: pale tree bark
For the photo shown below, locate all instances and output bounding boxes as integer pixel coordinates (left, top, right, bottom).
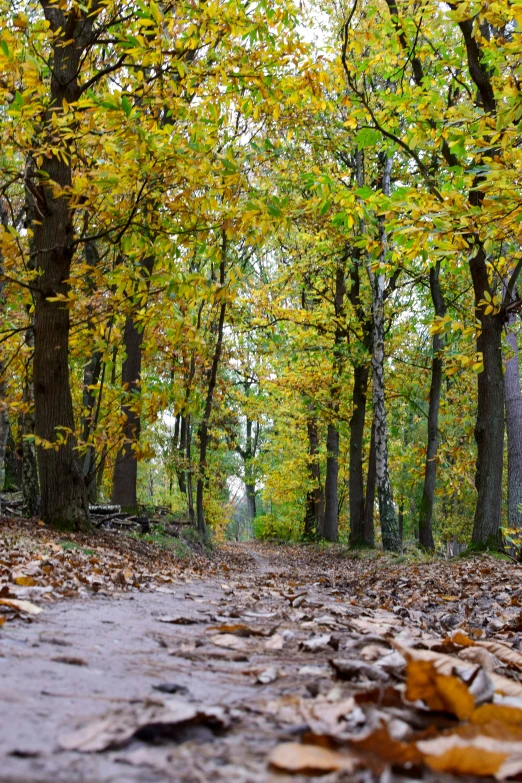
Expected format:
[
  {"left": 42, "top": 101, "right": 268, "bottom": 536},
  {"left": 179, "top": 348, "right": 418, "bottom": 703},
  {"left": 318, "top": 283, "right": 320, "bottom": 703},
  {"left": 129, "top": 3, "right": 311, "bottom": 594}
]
[
  {"left": 504, "top": 313, "right": 522, "bottom": 532},
  {"left": 418, "top": 261, "right": 446, "bottom": 550},
  {"left": 370, "top": 154, "right": 401, "bottom": 552}
]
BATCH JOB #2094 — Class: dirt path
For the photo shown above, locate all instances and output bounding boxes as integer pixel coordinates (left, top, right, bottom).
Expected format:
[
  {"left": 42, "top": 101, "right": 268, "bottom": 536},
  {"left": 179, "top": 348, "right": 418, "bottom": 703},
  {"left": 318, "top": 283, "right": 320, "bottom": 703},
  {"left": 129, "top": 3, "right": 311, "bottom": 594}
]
[{"left": 2, "top": 543, "right": 522, "bottom": 783}]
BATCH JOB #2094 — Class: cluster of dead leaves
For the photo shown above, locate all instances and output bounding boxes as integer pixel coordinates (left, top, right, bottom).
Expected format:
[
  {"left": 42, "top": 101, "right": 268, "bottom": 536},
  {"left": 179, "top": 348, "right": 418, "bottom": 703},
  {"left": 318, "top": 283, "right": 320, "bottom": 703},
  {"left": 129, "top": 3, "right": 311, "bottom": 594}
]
[{"left": 0, "top": 517, "right": 222, "bottom": 625}]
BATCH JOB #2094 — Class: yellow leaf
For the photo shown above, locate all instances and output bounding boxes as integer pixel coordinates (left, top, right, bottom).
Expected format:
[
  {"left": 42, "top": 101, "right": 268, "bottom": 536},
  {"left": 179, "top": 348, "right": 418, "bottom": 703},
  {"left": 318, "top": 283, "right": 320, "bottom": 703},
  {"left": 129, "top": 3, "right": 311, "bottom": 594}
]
[{"left": 14, "top": 575, "right": 37, "bottom": 587}]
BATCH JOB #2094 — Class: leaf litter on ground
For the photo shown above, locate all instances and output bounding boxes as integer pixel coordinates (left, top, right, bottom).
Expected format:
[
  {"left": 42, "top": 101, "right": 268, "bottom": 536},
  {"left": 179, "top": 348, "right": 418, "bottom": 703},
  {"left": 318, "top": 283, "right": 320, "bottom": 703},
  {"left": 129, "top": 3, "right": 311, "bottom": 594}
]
[{"left": 6, "top": 533, "right": 522, "bottom": 781}]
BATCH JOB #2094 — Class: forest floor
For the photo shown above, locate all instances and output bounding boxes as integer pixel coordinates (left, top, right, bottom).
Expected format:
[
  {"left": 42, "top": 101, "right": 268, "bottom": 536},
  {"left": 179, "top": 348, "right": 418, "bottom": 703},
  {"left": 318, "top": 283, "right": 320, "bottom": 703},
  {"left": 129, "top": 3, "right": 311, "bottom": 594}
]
[{"left": 3, "top": 521, "right": 522, "bottom": 782}]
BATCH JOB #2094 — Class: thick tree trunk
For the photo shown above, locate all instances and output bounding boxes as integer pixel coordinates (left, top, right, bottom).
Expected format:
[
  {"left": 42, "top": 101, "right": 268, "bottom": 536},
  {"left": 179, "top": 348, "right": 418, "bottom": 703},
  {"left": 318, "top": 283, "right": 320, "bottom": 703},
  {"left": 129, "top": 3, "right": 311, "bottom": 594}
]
[
  {"left": 196, "top": 253, "right": 227, "bottom": 536},
  {"left": 371, "top": 156, "right": 401, "bottom": 551},
  {"left": 31, "top": 8, "right": 97, "bottom": 531},
  {"left": 418, "top": 262, "right": 446, "bottom": 550},
  {"left": 304, "top": 411, "right": 324, "bottom": 537},
  {"left": 364, "top": 417, "right": 376, "bottom": 546},
  {"left": 470, "top": 249, "right": 505, "bottom": 547},
  {"left": 505, "top": 317, "right": 522, "bottom": 531}
]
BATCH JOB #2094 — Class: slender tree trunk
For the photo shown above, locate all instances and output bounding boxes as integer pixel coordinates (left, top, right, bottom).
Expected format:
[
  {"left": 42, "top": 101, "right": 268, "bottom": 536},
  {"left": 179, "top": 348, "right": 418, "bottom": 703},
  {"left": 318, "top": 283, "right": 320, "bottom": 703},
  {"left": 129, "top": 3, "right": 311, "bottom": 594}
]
[
  {"left": 0, "top": 200, "right": 9, "bottom": 502},
  {"left": 81, "top": 349, "right": 102, "bottom": 504},
  {"left": 364, "top": 417, "right": 376, "bottom": 545},
  {"left": 305, "top": 411, "right": 324, "bottom": 537},
  {"left": 418, "top": 261, "right": 446, "bottom": 550},
  {"left": 371, "top": 155, "right": 401, "bottom": 551},
  {"left": 186, "top": 417, "right": 195, "bottom": 526},
  {"left": 470, "top": 248, "right": 505, "bottom": 547},
  {"left": 21, "top": 328, "right": 39, "bottom": 517},
  {"left": 505, "top": 316, "right": 522, "bottom": 532},
  {"left": 81, "top": 240, "right": 103, "bottom": 504},
  {"left": 323, "top": 424, "right": 340, "bottom": 540},
  {"left": 111, "top": 257, "right": 154, "bottom": 511},
  {"left": 349, "top": 362, "right": 370, "bottom": 546},
  {"left": 196, "top": 251, "right": 227, "bottom": 536},
  {"left": 111, "top": 317, "right": 144, "bottom": 511},
  {"left": 322, "top": 264, "right": 346, "bottom": 541}
]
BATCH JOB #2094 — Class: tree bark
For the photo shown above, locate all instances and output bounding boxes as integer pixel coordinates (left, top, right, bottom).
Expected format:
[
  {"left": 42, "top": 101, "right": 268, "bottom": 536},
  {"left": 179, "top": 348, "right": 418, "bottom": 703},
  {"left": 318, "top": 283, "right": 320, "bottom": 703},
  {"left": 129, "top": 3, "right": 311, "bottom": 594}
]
[
  {"left": 31, "top": 5, "right": 98, "bottom": 530},
  {"left": 21, "top": 327, "right": 40, "bottom": 517},
  {"left": 364, "top": 417, "right": 376, "bottom": 546},
  {"left": 111, "top": 257, "right": 154, "bottom": 511},
  {"left": 0, "top": 200, "right": 9, "bottom": 502},
  {"left": 418, "top": 261, "right": 446, "bottom": 550},
  {"left": 470, "top": 248, "right": 505, "bottom": 547},
  {"left": 504, "top": 316, "right": 522, "bottom": 532},
  {"left": 322, "top": 263, "right": 346, "bottom": 541},
  {"left": 371, "top": 154, "right": 401, "bottom": 551},
  {"left": 304, "top": 410, "right": 324, "bottom": 537},
  {"left": 349, "top": 361, "right": 370, "bottom": 546}
]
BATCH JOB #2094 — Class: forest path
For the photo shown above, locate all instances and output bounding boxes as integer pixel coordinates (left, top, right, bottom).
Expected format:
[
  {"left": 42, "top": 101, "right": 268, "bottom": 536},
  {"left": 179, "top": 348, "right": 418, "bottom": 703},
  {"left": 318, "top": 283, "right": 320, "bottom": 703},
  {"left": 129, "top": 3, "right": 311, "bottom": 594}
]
[{"left": 2, "top": 542, "right": 522, "bottom": 783}]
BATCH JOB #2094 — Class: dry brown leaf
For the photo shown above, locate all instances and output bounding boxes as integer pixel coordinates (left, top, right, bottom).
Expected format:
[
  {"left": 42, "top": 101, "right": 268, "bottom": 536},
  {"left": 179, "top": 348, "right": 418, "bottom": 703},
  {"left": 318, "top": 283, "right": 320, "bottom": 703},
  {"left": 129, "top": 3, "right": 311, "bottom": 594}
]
[
  {"left": 268, "top": 742, "right": 357, "bottom": 774},
  {"left": 14, "top": 575, "right": 38, "bottom": 587},
  {"left": 0, "top": 598, "right": 43, "bottom": 615},
  {"left": 60, "top": 699, "right": 229, "bottom": 752},
  {"left": 207, "top": 623, "right": 275, "bottom": 637},
  {"left": 477, "top": 640, "right": 522, "bottom": 671},
  {"left": 210, "top": 633, "right": 247, "bottom": 651},
  {"left": 352, "top": 723, "right": 423, "bottom": 766},
  {"left": 0, "top": 616, "right": 5, "bottom": 627},
  {"left": 405, "top": 659, "right": 475, "bottom": 719},
  {"left": 470, "top": 703, "right": 522, "bottom": 727},
  {"left": 423, "top": 741, "right": 507, "bottom": 776}
]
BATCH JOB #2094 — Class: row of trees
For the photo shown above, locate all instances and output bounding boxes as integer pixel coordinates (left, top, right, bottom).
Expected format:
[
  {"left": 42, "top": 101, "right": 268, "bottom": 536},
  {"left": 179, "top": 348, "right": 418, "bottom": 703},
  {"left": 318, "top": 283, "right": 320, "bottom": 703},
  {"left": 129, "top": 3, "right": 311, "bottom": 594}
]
[{"left": 0, "top": 0, "right": 521, "bottom": 551}]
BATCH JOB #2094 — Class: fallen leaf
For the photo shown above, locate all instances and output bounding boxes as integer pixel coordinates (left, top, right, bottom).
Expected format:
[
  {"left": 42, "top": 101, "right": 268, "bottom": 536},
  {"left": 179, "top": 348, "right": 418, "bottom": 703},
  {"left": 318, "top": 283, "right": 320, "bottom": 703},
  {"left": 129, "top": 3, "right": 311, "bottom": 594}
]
[
  {"left": 59, "top": 699, "right": 229, "bottom": 752},
  {"left": 257, "top": 666, "right": 278, "bottom": 684},
  {"left": 0, "top": 598, "right": 42, "bottom": 615},
  {"left": 14, "top": 575, "right": 37, "bottom": 587},
  {"left": 405, "top": 659, "right": 475, "bottom": 719},
  {"left": 268, "top": 742, "right": 357, "bottom": 774}
]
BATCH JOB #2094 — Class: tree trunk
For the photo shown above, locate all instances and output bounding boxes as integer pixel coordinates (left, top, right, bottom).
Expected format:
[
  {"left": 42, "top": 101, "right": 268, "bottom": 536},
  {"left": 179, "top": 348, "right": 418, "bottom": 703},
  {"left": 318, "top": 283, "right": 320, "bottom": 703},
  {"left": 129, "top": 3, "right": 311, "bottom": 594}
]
[
  {"left": 111, "top": 317, "right": 144, "bottom": 512},
  {"left": 304, "top": 411, "right": 324, "bottom": 537},
  {"left": 364, "top": 417, "right": 376, "bottom": 546},
  {"left": 349, "top": 362, "right": 370, "bottom": 546},
  {"left": 322, "top": 264, "right": 346, "bottom": 542},
  {"left": 0, "top": 200, "right": 9, "bottom": 502},
  {"left": 418, "top": 261, "right": 446, "bottom": 550},
  {"left": 81, "top": 349, "right": 102, "bottom": 504},
  {"left": 505, "top": 316, "right": 522, "bottom": 532},
  {"left": 371, "top": 154, "right": 401, "bottom": 552},
  {"left": 21, "top": 327, "right": 39, "bottom": 517},
  {"left": 323, "top": 424, "right": 340, "bottom": 540},
  {"left": 196, "top": 251, "right": 227, "bottom": 536},
  {"left": 111, "top": 257, "right": 154, "bottom": 511},
  {"left": 186, "top": 417, "right": 195, "bottom": 526},
  {"left": 470, "top": 248, "right": 505, "bottom": 547},
  {"left": 31, "top": 8, "right": 97, "bottom": 531}
]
